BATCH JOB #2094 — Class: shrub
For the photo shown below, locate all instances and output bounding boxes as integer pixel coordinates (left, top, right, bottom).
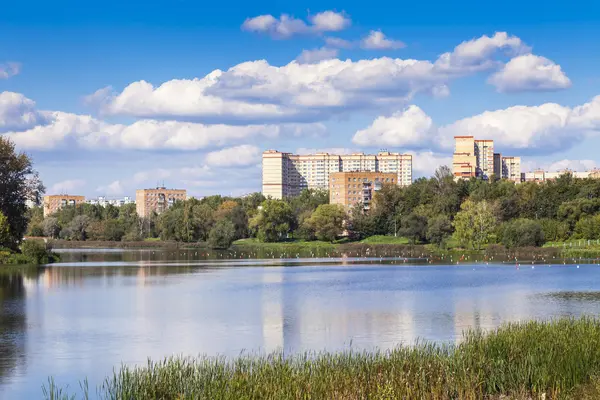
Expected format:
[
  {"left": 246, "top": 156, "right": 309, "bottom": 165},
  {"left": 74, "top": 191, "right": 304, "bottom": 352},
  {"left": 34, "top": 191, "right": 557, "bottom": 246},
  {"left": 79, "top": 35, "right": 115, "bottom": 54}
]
[
  {"left": 574, "top": 215, "right": 600, "bottom": 239},
  {"left": 208, "top": 220, "right": 236, "bottom": 249},
  {"left": 539, "top": 218, "right": 570, "bottom": 242},
  {"left": 21, "top": 239, "right": 57, "bottom": 264},
  {"left": 500, "top": 218, "right": 545, "bottom": 248}
]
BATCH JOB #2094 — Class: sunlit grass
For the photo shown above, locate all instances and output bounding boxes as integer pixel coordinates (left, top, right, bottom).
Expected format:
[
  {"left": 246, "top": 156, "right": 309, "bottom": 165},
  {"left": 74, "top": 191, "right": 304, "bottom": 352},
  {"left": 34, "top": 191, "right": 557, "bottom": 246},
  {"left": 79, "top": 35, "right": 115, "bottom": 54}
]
[{"left": 44, "top": 318, "right": 600, "bottom": 399}]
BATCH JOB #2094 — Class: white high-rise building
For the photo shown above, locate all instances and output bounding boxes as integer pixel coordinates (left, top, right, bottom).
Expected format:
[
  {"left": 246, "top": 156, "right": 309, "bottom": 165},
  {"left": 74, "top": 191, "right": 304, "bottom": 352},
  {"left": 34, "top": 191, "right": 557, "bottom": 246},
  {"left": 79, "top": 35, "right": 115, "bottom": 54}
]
[{"left": 262, "top": 150, "right": 412, "bottom": 199}]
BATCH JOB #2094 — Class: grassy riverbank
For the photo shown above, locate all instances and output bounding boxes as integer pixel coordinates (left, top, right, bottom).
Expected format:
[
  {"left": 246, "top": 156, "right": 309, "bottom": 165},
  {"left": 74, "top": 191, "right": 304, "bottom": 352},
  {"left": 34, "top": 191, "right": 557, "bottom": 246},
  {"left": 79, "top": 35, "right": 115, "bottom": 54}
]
[{"left": 45, "top": 317, "right": 600, "bottom": 399}]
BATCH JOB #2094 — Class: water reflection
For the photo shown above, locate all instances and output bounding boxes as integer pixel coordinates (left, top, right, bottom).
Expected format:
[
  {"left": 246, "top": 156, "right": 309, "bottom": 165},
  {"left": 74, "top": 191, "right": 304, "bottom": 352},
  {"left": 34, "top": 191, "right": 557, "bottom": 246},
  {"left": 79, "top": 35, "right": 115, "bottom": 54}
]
[{"left": 0, "top": 252, "right": 600, "bottom": 398}]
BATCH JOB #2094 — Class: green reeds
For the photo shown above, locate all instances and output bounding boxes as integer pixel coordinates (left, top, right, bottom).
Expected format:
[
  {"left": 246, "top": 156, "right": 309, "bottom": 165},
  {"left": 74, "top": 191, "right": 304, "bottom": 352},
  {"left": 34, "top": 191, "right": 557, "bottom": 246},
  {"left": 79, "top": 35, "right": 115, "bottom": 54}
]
[{"left": 44, "top": 318, "right": 600, "bottom": 399}]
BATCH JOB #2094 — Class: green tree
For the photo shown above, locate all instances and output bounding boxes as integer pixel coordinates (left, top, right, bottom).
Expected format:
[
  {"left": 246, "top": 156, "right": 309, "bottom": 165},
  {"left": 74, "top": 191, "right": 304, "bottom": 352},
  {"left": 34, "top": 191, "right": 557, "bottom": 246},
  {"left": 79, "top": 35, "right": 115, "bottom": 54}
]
[
  {"left": 67, "top": 215, "right": 91, "bottom": 241},
  {"left": 539, "top": 218, "right": 569, "bottom": 242},
  {"left": 400, "top": 213, "right": 428, "bottom": 244},
  {"left": 426, "top": 215, "right": 453, "bottom": 247},
  {"left": 208, "top": 219, "right": 236, "bottom": 249},
  {"left": 42, "top": 217, "right": 61, "bottom": 239},
  {"left": 574, "top": 215, "right": 600, "bottom": 240},
  {"left": 453, "top": 200, "right": 497, "bottom": 250},
  {"left": 500, "top": 219, "right": 545, "bottom": 248},
  {"left": 0, "top": 137, "right": 45, "bottom": 249},
  {"left": 250, "top": 200, "right": 295, "bottom": 242},
  {"left": 302, "top": 204, "right": 346, "bottom": 242},
  {"left": 0, "top": 212, "right": 11, "bottom": 248}
]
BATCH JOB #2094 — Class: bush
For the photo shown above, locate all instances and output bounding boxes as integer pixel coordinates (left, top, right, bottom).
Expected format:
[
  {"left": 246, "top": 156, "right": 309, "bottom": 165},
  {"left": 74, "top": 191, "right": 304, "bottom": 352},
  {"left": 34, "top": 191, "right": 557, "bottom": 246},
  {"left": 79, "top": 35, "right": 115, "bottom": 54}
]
[
  {"left": 21, "top": 239, "right": 57, "bottom": 264},
  {"left": 539, "top": 218, "right": 570, "bottom": 242},
  {"left": 208, "top": 220, "right": 236, "bottom": 249},
  {"left": 574, "top": 215, "right": 600, "bottom": 239},
  {"left": 500, "top": 218, "right": 545, "bottom": 248}
]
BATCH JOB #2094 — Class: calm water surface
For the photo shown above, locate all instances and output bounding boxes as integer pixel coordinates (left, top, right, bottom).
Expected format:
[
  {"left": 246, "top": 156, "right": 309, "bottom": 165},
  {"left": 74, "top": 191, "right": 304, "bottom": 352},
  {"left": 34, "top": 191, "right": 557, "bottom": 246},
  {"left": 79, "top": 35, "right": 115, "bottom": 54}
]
[{"left": 1, "top": 249, "right": 600, "bottom": 398}]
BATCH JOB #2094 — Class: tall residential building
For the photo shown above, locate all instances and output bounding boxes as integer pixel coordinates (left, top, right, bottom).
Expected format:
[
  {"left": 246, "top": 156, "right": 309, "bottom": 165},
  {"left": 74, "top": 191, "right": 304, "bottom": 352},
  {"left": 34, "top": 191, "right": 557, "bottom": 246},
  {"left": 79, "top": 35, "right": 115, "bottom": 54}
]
[
  {"left": 135, "top": 187, "right": 187, "bottom": 217},
  {"left": 262, "top": 150, "right": 412, "bottom": 199},
  {"left": 454, "top": 136, "right": 508, "bottom": 180},
  {"left": 330, "top": 171, "right": 397, "bottom": 211},
  {"left": 501, "top": 156, "right": 521, "bottom": 182},
  {"left": 43, "top": 195, "right": 85, "bottom": 217}
]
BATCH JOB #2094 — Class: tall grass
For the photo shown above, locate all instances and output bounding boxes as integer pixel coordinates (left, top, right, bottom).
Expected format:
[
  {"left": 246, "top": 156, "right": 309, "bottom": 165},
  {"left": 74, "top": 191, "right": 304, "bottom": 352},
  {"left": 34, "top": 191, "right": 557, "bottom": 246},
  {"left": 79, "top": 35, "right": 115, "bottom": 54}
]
[{"left": 45, "top": 318, "right": 600, "bottom": 399}]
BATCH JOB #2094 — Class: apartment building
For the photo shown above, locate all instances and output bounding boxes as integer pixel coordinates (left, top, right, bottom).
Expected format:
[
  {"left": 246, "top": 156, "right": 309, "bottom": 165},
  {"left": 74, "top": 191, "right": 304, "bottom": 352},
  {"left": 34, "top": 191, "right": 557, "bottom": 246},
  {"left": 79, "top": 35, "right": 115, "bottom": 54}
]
[
  {"left": 501, "top": 156, "right": 521, "bottom": 182},
  {"left": 87, "top": 196, "right": 135, "bottom": 207},
  {"left": 330, "top": 171, "right": 397, "bottom": 210},
  {"left": 521, "top": 169, "right": 600, "bottom": 183},
  {"left": 43, "top": 195, "right": 85, "bottom": 217},
  {"left": 452, "top": 136, "right": 495, "bottom": 179},
  {"left": 135, "top": 187, "right": 187, "bottom": 217},
  {"left": 262, "top": 150, "right": 412, "bottom": 199}
]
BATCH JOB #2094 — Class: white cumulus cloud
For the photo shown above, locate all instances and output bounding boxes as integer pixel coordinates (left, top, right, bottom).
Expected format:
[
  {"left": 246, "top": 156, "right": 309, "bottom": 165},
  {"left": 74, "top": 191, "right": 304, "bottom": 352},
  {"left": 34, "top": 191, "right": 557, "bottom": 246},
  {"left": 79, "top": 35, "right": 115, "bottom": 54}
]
[
  {"left": 96, "top": 180, "right": 126, "bottom": 196},
  {"left": 352, "top": 105, "right": 435, "bottom": 148},
  {"left": 242, "top": 11, "right": 350, "bottom": 39},
  {"left": 547, "top": 159, "right": 597, "bottom": 172},
  {"left": 324, "top": 37, "right": 353, "bottom": 49},
  {"left": 0, "top": 91, "right": 50, "bottom": 133},
  {"left": 296, "top": 47, "right": 339, "bottom": 64},
  {"left": 361, "top": 30, "right": 405, "bottom": 50},
  {"left": 48, "top": 179, "right": 86, "bottom": 195},
  {"left": 488, "top": 54, "right": 571, "bottom": 92},
  {"left": 204, "top": 144, "right": 261, "bottom": 167}
]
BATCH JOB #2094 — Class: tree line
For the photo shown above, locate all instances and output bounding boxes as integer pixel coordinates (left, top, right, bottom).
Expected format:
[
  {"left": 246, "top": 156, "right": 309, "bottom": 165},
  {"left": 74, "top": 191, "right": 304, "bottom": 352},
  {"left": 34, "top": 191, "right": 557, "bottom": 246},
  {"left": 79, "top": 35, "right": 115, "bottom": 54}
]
[{"left": 27, "top": 165, "right": 600, "bottom": 250}]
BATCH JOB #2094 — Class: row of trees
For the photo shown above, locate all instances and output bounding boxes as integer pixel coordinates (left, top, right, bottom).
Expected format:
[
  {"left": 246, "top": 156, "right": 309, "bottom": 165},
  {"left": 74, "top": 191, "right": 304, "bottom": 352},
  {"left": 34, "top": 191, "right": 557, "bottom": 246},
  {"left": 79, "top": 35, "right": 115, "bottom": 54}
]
[{"left": 27, "top": 165, "right": 600, "bottom": 250}]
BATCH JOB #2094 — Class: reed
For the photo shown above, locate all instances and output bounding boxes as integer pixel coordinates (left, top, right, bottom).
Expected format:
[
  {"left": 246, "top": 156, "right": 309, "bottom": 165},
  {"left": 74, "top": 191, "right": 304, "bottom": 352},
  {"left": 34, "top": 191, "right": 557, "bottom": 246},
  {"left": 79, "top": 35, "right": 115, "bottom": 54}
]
[{"left": 44, "top": 318, "right": 600, "bottom": 399}]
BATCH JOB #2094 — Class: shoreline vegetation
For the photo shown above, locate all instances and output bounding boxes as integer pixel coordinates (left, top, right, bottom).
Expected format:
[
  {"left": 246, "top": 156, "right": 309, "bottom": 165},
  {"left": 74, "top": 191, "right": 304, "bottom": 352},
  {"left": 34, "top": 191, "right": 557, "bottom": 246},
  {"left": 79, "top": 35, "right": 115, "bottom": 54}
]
[{"left": 43, "top": 318, "right": 600, "bottom": 399}]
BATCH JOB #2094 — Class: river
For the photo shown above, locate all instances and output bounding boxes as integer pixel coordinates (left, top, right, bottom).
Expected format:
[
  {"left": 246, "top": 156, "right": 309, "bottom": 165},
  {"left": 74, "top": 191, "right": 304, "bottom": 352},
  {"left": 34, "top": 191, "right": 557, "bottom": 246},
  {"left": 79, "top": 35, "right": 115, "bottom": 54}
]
[{"left": 1, "top": 248, "right": 599, "bottom": 398}]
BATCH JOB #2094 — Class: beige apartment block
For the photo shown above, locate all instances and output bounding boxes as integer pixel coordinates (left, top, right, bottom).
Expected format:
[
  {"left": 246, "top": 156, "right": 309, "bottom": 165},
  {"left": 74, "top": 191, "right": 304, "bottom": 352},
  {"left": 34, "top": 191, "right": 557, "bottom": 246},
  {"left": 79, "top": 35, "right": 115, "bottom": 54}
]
[
  {"left": 43, "top": 195, "right": 85, "bottom": 217},
  {"left": 521, "top": 169, "right": 600, "bottom": 183},
  {"left": 452, "top": 136, "right": 477, "bottom": 179},
  {"left": 501, "top": 156, "right": 521, "bottom": 182},
  {"left": 330, "top": 171, "right": 398, "bottom": 211},
  {"left": 135, "top": 187, "right": 187, "bottom": 217},
  {"left": 475, "top": 139, "right": 494, "bottom": 178},
  {"left": 262, "top": 150, "right": 412, "bottom": 199}
]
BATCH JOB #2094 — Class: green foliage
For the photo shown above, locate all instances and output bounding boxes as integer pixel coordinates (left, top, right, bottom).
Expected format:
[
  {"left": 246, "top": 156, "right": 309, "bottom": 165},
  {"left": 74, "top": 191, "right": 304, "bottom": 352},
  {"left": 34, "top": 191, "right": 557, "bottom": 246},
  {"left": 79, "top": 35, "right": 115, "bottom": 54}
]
[
  {"left": 302, "top": 204, "right": 346, "bottom": 242},
  {"left": 250, "top": 200, "right": 295, "bottom": 242},
  {"left": 21, "top": 239, "right": 57, "bottom": 264},
  {"left": 399, "top": 213, "right": 428, "bottom": 244},
  {"left": 500, "top": 218, "right": 545, "bottom": 248},
  {"left": 0, "top": 211, "right": 11, "bottom": 248},
  {"left": 453, "top": 200, "right": 497, "bottom": 250},
  {"left": 45, "top": 318, "right": 600, "bottom": 400},
  {"left": 574, "top": 215, "right": 600, "bottom": 239},
  {"left": 539, "top": 218, "right": 570, "bottom": 242},
  {"left": 208, "top": 219, "right": 236, "bottom": 249},
  {"left": 426, "top": 215, "right": 453, "bottom": 247},
  {"left": 0, "top": 137, "right": 44, "bottom": 250}
]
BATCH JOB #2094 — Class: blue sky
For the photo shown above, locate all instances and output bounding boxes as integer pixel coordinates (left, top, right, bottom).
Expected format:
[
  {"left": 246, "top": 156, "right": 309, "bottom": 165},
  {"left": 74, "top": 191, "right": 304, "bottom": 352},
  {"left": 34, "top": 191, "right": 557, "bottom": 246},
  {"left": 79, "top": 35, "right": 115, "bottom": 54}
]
[{"left": 2, "top": 0, "right": 600, "bottom": 198}]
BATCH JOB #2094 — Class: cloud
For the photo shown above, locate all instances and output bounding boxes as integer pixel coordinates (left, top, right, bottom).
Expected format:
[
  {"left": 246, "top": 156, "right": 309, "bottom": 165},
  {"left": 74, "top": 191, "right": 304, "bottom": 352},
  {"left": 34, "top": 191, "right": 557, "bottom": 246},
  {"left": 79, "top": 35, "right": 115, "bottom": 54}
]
[
  {"left": 361, "top": 30, "right": 405, "bottom": 50},
  {"left": 547, "top": 159, "right": 597, "bottom": 172},
  {"left": 309, "top": 11, "right": 351, "bottom": 32},
  {"left": 83, "top": 86, "right": 114, "bottom": 108},
  {"left": 96, "top": 180, "right": 126, "bottom": 196},
  {"left": 0, "top": 91, "right": 50, "bottom": 133},
  {"left": 357, "top": 96, "right": 600, "bottom": 156},
  {"left": 296, "top": 147, "right": 356, "bottom": 155},
  {"left": 204, "top": 144, "right": 261, "bottom": 167},
  {"left": 352, "top": 105, "right": 435, "bottom": 148},
  {"left": 409, "top": 151, "right": 452, "bottom": 177},
  {"left": 48, "top": 179, "right": 86, "bottom": 195},
  {"left": 296, "top": 47, "right": 339, "bottom": 64},
  {"left": 91, "top": 32, "right": 560, "bottom": 125},
  {"left": 242, "top": 11, "right": 350, "bottom": 39},
  {"left": 488, "top": 54, "right": 571, "bottom": 93},
  {"left": 3, "top": 92, "right": 326, "bottom": 150},
  {"left": 0, "top": 62, "right": 20, "bottom": 79},
  {"left": 435, "top": 32, "right": 530, "bottom": 74},
  {"left": 324, "top": 37, "right": 353, "bottom": 49}
]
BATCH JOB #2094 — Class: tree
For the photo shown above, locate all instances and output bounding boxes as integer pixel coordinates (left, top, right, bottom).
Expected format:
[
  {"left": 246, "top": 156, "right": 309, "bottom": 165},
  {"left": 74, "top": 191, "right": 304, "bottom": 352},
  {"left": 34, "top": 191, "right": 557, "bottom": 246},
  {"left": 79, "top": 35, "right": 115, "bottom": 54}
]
[
  {"left": 0, "top": 212, "right": 11, "bottom": 248},
  {"left": 67, "top": 215, "right": 91, "bottom": 241},
  {"left": 250, "top": 200, "right": 295, "bottom": 242},
  {"left": 0, "top": 137, "right": 45, "bottom": 249},
  {"left": 574, "top": 215, "right": 600, "bottom": 240},
  {"left": 426, "top": 215, "right": 453, "bottom": 247},
  {"left": 302, "top": 204, "right": 346, "bottom": 242},
  {"left": 539, "top": 218, "right": 569, "bottom": 242},
  {"left": 42, "top": 217, "right": 61, "bottom": 239},
  {"left": 500, "top": 219, "right": 545, "bottom": 248},
  {"left": 400, "top": 213, "right": 428, "bottom": 244},
  {"left": 453, "top": 200, "right": 497, "bottom": 250},
  {"left": 208, "top": 219, "right": 236, "bottom": 249}
]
